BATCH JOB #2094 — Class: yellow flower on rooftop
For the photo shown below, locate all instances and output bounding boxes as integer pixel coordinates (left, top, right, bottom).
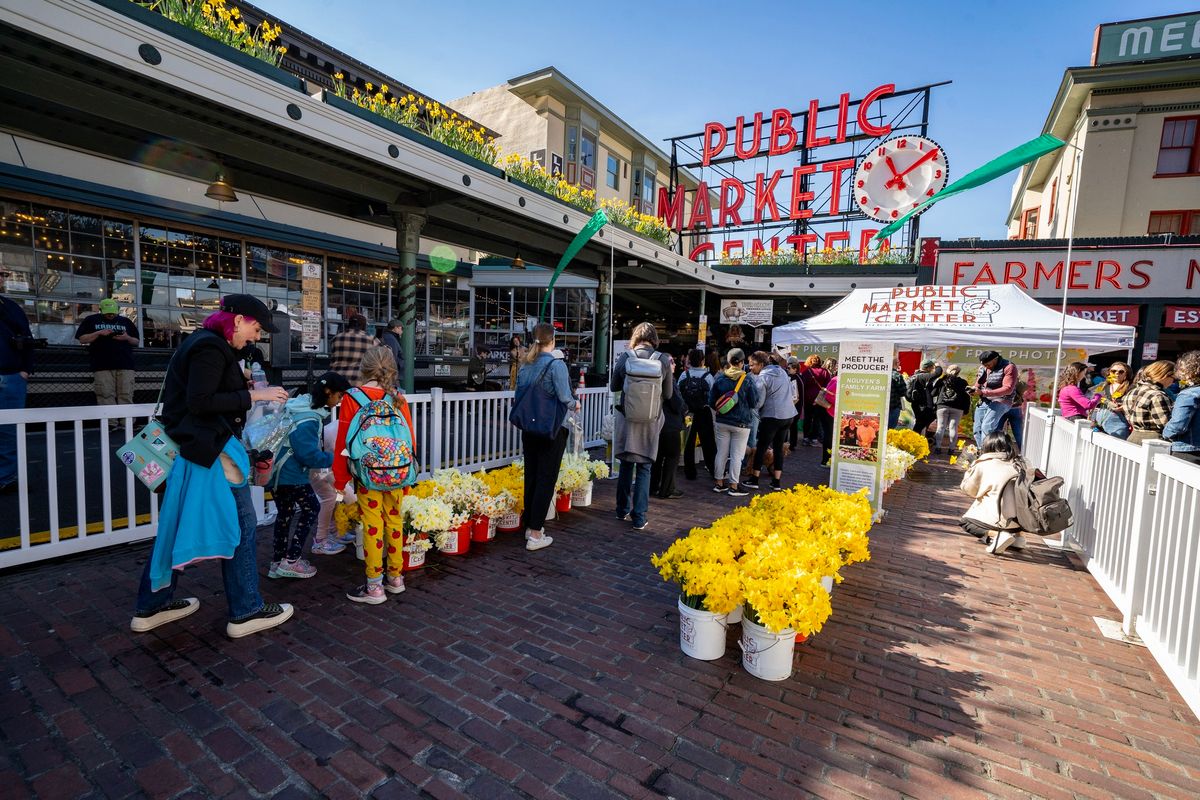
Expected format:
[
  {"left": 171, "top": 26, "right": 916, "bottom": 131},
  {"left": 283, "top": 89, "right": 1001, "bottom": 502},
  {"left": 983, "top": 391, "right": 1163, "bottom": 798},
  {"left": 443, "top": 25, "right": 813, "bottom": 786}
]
[
  {"left": 365, "top": 82, "right": 374, "bottom": 91},
  {"left": 334, "top": 72, "right": 344, "bottom": 80}
]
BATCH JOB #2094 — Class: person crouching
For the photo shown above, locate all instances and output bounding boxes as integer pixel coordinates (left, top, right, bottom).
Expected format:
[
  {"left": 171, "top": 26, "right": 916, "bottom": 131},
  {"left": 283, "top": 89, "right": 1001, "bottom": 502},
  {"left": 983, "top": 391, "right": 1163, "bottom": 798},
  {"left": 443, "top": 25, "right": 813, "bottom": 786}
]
[{"left": 959, "top": 432, "right": 1027, "bottom": 555}]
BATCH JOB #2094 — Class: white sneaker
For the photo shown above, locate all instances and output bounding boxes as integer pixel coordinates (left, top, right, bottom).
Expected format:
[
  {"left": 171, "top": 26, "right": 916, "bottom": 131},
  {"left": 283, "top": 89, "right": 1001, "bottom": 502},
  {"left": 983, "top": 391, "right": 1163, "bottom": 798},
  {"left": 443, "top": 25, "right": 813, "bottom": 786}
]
[
  {"left": 526, "top": 535, "right": 554, "bottom": 551},
  {"left": 1010, "top": 534, "right": 1027, "bottom": 551},
  {"left": 225, "top": 603, "right": 294, "bottom": 638},
  {"left": 385, "top": 575, "right": 406, "bottom": 594},
  {"left": 130, "top": 598, "right": 199, "bottom": 633},
  {"left": 987, "top": 531, "right": 1017, "bottom": 555}
]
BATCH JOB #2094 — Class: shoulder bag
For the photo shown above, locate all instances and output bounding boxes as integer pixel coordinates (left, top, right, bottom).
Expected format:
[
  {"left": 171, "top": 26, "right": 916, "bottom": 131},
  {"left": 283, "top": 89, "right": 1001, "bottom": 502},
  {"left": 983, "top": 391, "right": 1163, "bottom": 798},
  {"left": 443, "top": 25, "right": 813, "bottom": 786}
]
[
  {"left": 115, "top": 376, "right": 179, "bottom": 492},
  {"left": 509, "top": 359, "right": 566, "bottom": 439}
]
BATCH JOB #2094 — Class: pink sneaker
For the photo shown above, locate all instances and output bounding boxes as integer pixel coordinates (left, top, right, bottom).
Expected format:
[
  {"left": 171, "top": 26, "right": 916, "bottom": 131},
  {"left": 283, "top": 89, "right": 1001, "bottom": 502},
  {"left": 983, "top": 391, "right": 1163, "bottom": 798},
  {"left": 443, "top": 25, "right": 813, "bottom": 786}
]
[
  {"left": 312, "top": 539, "right": 346, "bottom": 556},
  {"left": 274, "top": 558, "right": 317, "bottom": 578},
  {"left": 346, "top": 583, "right": 386, "bottom": 604},
  {"left": 385, "top": 575, "right": 406, "bottom": 594}
]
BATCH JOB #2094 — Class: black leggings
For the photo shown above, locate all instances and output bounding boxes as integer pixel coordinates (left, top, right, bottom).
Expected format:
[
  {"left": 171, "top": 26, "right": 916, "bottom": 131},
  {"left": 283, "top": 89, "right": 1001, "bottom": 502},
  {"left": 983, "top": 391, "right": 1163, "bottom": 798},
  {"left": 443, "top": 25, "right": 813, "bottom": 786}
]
[
  {"left": 753, "top": 416, "right": 791, "bottom": 474},
  {"left": 272, "top": 483, "right": 320, "bottom": 561},
  {"left": 521, "top": 428, "right": 569, "bottom": 532}
]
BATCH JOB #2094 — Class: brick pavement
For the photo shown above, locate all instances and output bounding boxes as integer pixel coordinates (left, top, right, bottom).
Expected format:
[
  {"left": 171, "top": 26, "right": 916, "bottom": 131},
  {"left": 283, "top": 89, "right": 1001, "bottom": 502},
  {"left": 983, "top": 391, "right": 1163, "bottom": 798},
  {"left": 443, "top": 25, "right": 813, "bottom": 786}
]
[{"left": 1, "top": 448, "right": 1198, "bottom": 799}]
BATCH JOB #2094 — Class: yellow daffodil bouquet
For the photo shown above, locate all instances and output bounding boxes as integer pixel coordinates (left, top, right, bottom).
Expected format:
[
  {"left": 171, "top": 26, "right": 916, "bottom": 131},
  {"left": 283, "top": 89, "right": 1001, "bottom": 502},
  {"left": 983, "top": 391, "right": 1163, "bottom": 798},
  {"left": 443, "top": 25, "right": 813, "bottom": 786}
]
[
  {"left": 650, "top": 485, "right": 873, "bottom": 634},
  {"left": 556, "top": 454, "right": 597, "bottom": 494},
  {"left": 887, "top": 428, "right": 931, "bottom": 461},
  {"left": 479, "top": 464, "right": 524, "bottom": 514},
  {"left": 403, "top": 496, "right": 453, "bottom": 536}
]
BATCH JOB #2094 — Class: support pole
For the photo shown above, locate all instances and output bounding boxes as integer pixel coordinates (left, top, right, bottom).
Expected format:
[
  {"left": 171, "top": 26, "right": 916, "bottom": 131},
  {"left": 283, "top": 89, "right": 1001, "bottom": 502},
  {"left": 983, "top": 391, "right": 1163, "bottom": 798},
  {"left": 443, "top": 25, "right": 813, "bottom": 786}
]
[
  {"left": 393, "top": 207, "right": 426, "bottom": 394},
  {"left": 594, "top": 267, "right": 611, "bottom": 377}
]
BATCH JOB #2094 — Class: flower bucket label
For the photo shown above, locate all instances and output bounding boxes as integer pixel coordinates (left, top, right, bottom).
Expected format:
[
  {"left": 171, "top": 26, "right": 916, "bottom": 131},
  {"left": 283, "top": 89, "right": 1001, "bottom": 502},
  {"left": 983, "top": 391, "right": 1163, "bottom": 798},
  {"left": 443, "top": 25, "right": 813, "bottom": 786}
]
[
  {"left": 680, "top": 615, "right": 696, "bottom": 646},
  {"left": 407, "top": 549, "right": 425, "bottom": 568}
]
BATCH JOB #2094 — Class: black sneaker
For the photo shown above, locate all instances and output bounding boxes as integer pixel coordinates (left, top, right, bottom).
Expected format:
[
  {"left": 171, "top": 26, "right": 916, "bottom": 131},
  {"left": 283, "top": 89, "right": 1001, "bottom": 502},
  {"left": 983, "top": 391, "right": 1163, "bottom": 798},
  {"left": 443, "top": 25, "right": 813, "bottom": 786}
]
[
  {"left": 225, "top": 603, "right": 294, "bottom": 638},
  {"left": 743, "top": 476, "right": 760, "bottom": 489},
  {"left": 662, "top": 491, "right": 684, "bottom": 499},
  {"left": 727, "top": 486, "right": 749, "bottom": 497},
  {"left": 712, "top": 485, "right": 727, "bottom": 494},
  {"left": 632, "top": 521, "right": 649, "bottom": 531},
  {"left": 131, "top": 598, "right": 199, "bottom": 633},
  {"left": 770, "top": 480, "right": 782, "bottom": 491}
]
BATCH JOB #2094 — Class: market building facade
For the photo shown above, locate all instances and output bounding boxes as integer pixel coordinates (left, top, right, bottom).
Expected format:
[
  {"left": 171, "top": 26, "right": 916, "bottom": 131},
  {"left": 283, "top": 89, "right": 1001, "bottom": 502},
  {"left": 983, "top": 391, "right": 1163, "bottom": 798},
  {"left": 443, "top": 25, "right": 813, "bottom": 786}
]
[{"left": 931, "top": 12, "right": 1200, "bottom": 368}]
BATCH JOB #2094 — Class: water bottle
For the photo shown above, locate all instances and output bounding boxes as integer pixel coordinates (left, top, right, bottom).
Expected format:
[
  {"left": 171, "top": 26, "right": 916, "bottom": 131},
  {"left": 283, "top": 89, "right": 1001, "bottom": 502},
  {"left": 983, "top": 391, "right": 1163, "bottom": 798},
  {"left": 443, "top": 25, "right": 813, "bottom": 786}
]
[{"left": 251, "top": 363, "right": 268, "bottom": 391}]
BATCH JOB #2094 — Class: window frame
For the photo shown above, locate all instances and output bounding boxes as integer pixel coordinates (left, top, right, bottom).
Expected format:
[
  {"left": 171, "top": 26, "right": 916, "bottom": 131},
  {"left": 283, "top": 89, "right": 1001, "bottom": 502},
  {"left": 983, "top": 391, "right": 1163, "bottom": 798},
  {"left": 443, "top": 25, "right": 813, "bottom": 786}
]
[
  {"left": 605, "top": 154, "right": 619, "bottom": 190},
  {"left": 1155, "top": 115, "right": 1200, "bottom": 177},
  {"left": 1147, "top": 209, "right": 1200, "bottom": 236},
  {"left": 1020, "top": 207, "right": 1039, "bottom": 239}
]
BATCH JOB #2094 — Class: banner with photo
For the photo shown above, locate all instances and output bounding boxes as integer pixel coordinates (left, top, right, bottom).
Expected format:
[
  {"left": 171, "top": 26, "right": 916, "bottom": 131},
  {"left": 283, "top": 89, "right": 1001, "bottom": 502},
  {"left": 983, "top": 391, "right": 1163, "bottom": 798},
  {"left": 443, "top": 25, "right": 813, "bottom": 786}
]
[
  {"left": 830, "top": 341, "right": 894, "bottom": 516},
  {"left": 928, "top": 346, "right": 1088, "bottom": 406}
]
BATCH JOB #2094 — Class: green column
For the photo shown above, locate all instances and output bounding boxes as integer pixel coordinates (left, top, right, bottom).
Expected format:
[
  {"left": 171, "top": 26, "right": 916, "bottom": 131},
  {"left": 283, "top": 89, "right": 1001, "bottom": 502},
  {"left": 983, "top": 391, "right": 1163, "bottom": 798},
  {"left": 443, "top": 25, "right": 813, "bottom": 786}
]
[
  {"left": 594, "top": 268, "right": 611, "bottom": 378},
  {"left": 393, "top": 208, "right": 426, "bottom": 393}
]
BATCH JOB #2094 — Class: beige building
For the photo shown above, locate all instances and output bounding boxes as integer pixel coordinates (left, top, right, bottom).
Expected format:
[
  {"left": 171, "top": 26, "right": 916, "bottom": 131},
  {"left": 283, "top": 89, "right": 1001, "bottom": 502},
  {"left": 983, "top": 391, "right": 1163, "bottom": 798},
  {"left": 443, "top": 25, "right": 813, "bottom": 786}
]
[
  {"left": 1006, "top": 13, "right": 1200, "bottom": 239},
  {"left": 451, "top": 67, "right": 706, "bottom": 221}
]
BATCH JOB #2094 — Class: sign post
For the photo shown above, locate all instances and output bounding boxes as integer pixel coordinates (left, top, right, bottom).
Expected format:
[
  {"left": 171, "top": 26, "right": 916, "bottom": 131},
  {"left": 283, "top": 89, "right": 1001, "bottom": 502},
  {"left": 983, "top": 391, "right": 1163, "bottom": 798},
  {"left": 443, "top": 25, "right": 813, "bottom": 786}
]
[{"left": 829, "top": 341, "right": 894, "bottom": 518}]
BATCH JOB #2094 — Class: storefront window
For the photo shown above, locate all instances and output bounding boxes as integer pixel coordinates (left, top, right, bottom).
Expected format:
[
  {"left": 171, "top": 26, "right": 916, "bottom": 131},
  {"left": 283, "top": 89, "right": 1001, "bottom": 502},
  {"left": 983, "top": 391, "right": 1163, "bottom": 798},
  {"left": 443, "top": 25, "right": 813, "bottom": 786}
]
[
  {"left": 247, "top": 243, "right": 325, "bottom": 353},
  {"left": 427, "top": 274, "right": 469, "bottom": 357},
  {"left": 140, "top": 225, "right": 243, "bottom": 348},
  {"left": 327, "top": 257, "right": 392, "bottom": 344},
  {"left": 0, "top": 198, "right": 136, "bottom": 344}
]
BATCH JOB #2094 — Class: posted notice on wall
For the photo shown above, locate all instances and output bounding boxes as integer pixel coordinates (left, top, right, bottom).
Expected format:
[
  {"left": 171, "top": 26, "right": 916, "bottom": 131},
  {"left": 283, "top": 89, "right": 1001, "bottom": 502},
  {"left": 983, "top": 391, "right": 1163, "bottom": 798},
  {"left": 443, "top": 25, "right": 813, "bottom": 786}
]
[
  {"left": 719, "top": 299, "right": 773, "bottom": 327},
  {"left": 830, "top": 341, "right": 893, "bottom": 515}
]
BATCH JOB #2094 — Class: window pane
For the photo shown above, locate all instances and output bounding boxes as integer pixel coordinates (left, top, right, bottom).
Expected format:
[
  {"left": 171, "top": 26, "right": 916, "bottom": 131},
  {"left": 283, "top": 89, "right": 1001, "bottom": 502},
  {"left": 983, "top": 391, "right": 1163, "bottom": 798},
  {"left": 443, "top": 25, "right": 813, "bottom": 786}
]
[
  {"left": 1148, "top": 213, "right": 1183, "bottom": 234},
  {"left": 1158, "top": 148, "right": 1193, "bottom": 174},
  {"left": 1186, "top": 213, "right": 1200, "bottom": 236}
]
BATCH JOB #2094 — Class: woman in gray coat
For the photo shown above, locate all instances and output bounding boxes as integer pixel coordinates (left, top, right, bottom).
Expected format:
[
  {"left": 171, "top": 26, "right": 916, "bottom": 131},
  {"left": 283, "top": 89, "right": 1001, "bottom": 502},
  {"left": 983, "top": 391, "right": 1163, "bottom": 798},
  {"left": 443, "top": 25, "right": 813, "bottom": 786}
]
[{"left": 610, "top": 322, "right": 673, "bottom": 531}]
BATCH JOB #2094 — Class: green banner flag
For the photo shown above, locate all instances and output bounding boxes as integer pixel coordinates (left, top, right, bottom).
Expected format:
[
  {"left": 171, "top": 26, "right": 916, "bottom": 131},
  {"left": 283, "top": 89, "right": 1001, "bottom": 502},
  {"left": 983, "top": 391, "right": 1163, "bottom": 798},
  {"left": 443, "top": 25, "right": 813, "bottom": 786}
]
[
  {"left": 539, "top": 209, "right": 608, "bottom": 320},
  {"left": 873, "top": 134, "right": 1065, "bottom": 241}
]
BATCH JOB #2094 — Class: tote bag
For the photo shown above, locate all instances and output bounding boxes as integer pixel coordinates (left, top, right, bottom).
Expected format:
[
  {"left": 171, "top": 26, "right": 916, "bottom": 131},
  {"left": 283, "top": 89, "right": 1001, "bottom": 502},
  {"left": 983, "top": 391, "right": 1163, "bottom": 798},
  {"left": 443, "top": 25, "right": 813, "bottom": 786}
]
[{"left": 509, "top": 360, "right": 566, "bottom": 439}]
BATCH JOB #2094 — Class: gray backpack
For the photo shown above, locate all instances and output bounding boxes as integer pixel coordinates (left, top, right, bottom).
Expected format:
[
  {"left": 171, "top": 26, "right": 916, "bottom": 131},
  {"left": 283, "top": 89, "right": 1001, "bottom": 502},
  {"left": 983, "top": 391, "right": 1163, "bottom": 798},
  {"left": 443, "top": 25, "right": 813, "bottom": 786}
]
[
  {"left": 1005, "top": 462, "right": 1073, "bottom": 535},
  {"left": 622, "top": 351, "right": 664, "bottom": 423}
]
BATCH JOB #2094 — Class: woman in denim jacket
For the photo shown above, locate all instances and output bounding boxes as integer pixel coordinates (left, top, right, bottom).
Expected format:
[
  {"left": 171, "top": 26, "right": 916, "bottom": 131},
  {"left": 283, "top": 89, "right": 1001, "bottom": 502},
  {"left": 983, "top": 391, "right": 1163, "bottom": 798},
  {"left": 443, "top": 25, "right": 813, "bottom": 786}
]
[{"left": 1163, "top": 351, "right": 1200, "bottom": 465}]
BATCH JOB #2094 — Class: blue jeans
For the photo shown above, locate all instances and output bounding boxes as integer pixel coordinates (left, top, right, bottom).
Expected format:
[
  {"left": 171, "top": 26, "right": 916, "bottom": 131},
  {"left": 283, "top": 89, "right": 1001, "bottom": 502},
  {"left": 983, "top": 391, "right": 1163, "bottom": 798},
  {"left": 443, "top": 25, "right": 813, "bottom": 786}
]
[
  {"left": 1002, "top": 406, "right": 1024, "bottom": 449},
  {"left": 615, "top": 460, "right": 652, "bottom": 526},
  {"left": 975, "top": 399, "right": 1011, "bottom": 447},
  {"left": 888, "top": 407, "right": 901, "bottom": 429},
  {"left": 135, "top": 484, "right": 265, "bottom": 621},
  {"left": 0, "top": 372, "right": 27, "bottom": 486}
]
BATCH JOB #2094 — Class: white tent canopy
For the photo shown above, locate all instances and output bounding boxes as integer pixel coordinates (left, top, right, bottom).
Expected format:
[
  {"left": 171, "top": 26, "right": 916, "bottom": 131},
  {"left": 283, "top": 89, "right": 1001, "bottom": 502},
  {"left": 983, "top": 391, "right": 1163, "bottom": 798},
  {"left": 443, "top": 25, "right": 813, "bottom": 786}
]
[{"left": 772, "top": 284, "right": 1136, "bottom": 351}]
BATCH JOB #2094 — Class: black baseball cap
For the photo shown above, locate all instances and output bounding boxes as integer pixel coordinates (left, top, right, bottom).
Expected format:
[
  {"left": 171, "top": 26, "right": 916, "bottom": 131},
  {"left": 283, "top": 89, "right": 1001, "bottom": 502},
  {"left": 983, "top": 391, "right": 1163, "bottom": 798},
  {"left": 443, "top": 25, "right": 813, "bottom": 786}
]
[
  {"left": 220, "top": 294, "right": 279, "bottom": 332},
  {"left": 979, "top": 350, "right": 1001, "bottom": 364}
]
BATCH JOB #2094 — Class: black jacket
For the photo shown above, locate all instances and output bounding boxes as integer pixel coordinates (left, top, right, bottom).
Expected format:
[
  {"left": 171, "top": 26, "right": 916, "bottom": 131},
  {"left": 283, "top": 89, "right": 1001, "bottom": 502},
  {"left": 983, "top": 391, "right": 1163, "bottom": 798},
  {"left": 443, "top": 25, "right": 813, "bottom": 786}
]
[
  {"left": 661, "top": 385, "right": 687, "bottom": 434},
  {"left": 933, "top": 374, "right": 971, "bottom": 412},
  {"left": 160, "top": 329, "right": 252, "bottom": 468}
]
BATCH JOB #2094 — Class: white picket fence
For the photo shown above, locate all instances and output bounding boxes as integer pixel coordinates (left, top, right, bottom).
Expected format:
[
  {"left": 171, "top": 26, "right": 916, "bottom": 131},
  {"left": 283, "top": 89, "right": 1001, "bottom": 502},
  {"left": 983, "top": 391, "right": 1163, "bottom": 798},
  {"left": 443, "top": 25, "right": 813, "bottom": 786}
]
[
  {"left": 0, "top": 387, "right": 610, "bottom": 570},
  {"left": 1025, "top": 407, "right": 1200, "bottom": 720}
]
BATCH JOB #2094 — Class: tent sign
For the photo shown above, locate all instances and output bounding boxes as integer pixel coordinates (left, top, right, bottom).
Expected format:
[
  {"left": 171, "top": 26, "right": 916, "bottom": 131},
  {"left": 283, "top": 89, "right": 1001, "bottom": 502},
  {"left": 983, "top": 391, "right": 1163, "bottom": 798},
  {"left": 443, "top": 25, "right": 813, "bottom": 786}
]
[
  {"left": 862, "top": 286, "right": 1001, "bottom": 326},
  {"left": 830, "top": 340, "right": 893, "bottom": 516}
]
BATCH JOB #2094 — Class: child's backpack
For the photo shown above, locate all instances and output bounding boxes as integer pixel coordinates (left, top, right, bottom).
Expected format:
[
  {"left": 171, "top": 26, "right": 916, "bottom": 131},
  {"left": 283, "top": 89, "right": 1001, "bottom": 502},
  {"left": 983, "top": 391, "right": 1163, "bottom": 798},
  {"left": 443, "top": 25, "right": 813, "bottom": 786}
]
[
  {"left": 622, "top": 351, "right": 664, "bottom": 423},
  {"left": 263, "top": 396, "right": 327, "bottom": 487},
  {"left": 345, "top": 388, "right": 416, "bottom": 491},
  {"left": 678, "top": 372, "right": 709, "bottom": 414},
  {"left": 1004, "top": 461, "right": 1073, "bottom": 535}
]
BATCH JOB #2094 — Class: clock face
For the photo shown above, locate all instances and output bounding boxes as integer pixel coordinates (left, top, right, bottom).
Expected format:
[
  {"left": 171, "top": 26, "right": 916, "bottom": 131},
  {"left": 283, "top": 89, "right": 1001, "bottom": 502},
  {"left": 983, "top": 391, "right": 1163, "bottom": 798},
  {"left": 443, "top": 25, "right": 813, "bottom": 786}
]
[
  {"left": 853, "top": 136, "right": 949, "bottom": 223},
  {"left": 961, "top": 297, "right": 1000, "bottom": 316}
]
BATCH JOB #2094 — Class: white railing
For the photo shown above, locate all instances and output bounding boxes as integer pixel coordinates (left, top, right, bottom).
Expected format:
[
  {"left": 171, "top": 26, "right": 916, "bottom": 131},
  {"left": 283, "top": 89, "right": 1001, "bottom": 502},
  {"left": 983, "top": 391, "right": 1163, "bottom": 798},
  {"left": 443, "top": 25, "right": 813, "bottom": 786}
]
[
  {"left": 1025, "top": 407, "right": 1200, "bottom": 720},
  {"left": 0, "top": 388, "right": 611, "bottom": 570}
]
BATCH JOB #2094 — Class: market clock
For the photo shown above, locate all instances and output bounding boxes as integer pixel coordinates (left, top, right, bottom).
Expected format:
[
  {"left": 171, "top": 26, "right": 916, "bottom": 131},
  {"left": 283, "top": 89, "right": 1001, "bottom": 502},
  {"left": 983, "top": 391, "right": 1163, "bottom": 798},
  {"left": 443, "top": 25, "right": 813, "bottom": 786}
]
[{"left": 853, "top": 136, "right": 949, "bottom": 223}]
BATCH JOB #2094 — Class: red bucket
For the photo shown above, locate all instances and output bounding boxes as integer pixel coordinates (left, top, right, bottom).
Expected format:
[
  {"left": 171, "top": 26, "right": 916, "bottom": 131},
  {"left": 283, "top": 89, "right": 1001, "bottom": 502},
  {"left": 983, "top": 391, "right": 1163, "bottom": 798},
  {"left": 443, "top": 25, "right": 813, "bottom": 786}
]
[
  {"left": 470, "top": 515, "right": 491, "bottom": 542},
  {"left": 555, "top": 492, "right": 572, "bottom": 513},
  {"left": 402, "top": 536, "right": 428, "bottom": 572},
  {"left": 441, "top": 521, "right": 471, "bottom": 556}
]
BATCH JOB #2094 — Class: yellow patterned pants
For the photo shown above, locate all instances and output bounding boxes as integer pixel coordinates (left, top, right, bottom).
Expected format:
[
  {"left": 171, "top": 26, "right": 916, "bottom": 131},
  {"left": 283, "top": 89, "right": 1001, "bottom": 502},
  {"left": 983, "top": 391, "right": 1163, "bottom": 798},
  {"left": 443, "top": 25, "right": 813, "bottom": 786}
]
[{"left": 356, "top": 488, "right": 404, "bottom": 580}]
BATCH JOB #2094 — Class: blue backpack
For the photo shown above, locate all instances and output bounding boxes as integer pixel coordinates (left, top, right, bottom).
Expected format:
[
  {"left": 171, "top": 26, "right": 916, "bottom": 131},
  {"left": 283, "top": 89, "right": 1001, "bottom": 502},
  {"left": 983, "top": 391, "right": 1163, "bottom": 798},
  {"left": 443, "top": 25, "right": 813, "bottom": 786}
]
[{"left": 345, "top": 388, "right": 417, "bottom": 490}]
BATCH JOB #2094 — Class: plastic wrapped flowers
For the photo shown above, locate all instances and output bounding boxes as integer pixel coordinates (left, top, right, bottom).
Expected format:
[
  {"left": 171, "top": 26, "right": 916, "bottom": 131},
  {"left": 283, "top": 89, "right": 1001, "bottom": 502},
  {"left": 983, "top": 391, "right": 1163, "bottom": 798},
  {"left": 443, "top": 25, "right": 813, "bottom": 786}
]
[{"left": 883, "top": 447, "right": 918, "bottom": 482}]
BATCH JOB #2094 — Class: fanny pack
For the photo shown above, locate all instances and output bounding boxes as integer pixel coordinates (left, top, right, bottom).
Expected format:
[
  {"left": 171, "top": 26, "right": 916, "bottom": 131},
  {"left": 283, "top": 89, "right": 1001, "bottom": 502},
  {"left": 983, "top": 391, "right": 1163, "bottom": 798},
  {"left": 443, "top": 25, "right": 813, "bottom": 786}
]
[{"left": 713, "top": 372, "right": 747, "bottom": 415}]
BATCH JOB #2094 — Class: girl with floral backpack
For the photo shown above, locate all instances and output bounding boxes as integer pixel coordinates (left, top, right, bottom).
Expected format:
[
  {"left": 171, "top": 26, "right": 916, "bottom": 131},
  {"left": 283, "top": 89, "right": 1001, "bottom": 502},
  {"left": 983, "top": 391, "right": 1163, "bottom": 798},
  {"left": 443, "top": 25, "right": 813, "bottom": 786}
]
[{"left": 333, "top": 347, "right": 416, "bottom": 604}]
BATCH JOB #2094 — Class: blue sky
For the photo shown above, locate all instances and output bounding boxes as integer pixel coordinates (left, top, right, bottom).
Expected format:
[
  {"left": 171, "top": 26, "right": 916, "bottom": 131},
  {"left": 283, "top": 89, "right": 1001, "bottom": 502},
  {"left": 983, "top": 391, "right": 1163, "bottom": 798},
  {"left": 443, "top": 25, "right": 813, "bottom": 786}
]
[{"left": 257, "top": 0, "right": 1198, "bottom": 241}]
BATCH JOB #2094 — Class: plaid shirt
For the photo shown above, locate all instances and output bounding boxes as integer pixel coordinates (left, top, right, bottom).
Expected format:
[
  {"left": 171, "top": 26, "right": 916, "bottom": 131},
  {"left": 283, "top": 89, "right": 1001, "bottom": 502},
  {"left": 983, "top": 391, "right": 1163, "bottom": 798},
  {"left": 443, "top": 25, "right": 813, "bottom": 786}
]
[
  {"left": 328, "top": 330, "right": 375, "bottom": 384},
  {"left": 1124, "top": 380, "right": 1173, "bottom": 433}
]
